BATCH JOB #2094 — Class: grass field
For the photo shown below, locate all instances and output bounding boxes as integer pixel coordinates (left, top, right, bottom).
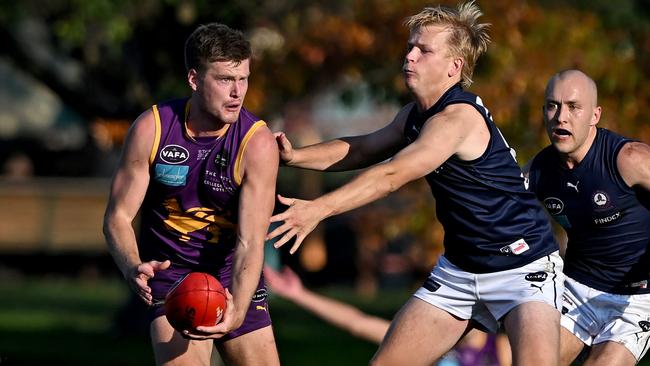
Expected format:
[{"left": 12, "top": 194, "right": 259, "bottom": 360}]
[
  {"left": 0, "top": 273, "right": 405, "bottom": 366},
  {"left": 1, "top": 274, "right": 649, "bottom": 366}
]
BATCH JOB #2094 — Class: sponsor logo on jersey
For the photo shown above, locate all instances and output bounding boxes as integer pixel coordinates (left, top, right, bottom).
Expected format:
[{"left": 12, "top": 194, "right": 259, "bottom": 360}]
[
  {"left": 525, "top": 271, "right": 548, "bottom": 282},
  {"left": 566, "top": 181, "right": 580, "bottom": 193},
  {"left": 593, "top": 211, "right": 621, "bottom": 225},
  {"left": 160, "top": 144, "right": 190, "bottom": 164},
  {"left": 500, "top": 239, "right": 530, "bottom": 255},
  {"left": 154, "top": 164, "right": 189, "bottom": 186},
  {"left": 422, "top": 277, "right": 441, "bottom": 292},
  {"left": 543, "top": 197, "right": 564, "bottom": 215},
  {"left": 252, "top": 288, "right": 268, "bottom": 302},
  {"left": 627, "top": 280, "right": 648, "bottom": 289}
]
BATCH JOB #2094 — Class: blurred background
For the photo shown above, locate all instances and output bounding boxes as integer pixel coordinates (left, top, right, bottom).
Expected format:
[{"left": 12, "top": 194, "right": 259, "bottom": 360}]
[{"left": 0, "top": 0, "right": 649, "bottom": 365}]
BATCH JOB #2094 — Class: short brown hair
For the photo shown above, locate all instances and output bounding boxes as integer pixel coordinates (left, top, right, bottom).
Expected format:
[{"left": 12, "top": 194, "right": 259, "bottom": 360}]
[{"left": 184, "top": 23, "right": 251, "bottom": 72}]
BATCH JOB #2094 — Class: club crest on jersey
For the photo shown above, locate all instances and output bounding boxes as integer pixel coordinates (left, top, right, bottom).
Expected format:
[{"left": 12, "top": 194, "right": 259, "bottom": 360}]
[
  {"left": 543, "top": 197, "right": 564, "bottom": 215},
  {"left": 160, "top": 144, "right": 189, "bottom": 164},
  {"left": 214, "top": 153, "right": 229, "bottom": 167},
  {"left": 592, "top": 191, "right": 609, "bottom": 207}
]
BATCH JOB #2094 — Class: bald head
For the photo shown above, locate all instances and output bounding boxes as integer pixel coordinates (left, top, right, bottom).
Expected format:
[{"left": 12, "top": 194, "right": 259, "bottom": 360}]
[{"left": 545, "top": 69, "right": 598, "bottom": 107}]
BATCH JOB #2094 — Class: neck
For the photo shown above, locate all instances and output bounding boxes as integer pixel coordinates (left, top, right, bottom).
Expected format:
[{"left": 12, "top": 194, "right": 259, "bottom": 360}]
[
  {"left": 186, "top": 98, "right": 229, "bottom": 138},
  {"left": 414, "top": 79, "right": 459, "bottom": 112}
]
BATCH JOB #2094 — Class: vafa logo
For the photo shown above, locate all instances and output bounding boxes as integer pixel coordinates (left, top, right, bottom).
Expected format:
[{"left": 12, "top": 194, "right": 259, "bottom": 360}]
[{"left": 160, "top": 145, "right": 190, "bottom": 164}]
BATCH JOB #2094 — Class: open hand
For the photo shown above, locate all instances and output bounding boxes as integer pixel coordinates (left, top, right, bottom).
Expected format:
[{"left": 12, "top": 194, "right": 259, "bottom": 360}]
[
  {"left": 266, "top": 194, "right": 325, "bottom": 254},
  {"left": 128, "top": 259, "right": 171, "bottom": 305}
]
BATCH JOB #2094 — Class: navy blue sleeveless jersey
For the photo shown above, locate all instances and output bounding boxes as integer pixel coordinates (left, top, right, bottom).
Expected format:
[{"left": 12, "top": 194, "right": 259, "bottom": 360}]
[
  {"left": 528, "top": 128, "right": 650, "bottom": 294},
  {"left": 404, "top": 84, "right": 558, "bottom": 273}
]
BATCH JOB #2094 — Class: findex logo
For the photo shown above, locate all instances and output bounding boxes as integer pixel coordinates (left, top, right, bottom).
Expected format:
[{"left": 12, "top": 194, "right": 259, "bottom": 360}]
[{"left": 160, "top": 144, "right": 190, "bottom": 164}]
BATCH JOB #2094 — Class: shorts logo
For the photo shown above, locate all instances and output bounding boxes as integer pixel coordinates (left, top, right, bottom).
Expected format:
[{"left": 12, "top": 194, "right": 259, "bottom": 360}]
[
  {"left": 561, "top": 306, "right": 569, "bottom": 315},
  {"left": 639, "top": 321, "right": 650, "bottom": 332},
  {"left": 154, "top": 164, "right": 189, "bottom": 186},
  {"left": 422, "top": 277, "right": 441, "bottom": 292},
  {"left": 525, "top": 271, "right": 548, "bottom": 282},
  {"left": 160, "top": 144, "right": 190, "bottom": 164},
  {"left": 252, "top": 288, "right": 268, "bottom": 303},
  {"left": 543, "top": 197, "right": 564, "bottom": 215}
]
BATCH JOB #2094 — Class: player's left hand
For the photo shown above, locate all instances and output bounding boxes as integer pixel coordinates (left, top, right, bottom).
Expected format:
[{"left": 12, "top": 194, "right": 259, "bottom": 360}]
[
  {"left": 183, "top": 288, "right": 237, "bottom": 339},
  {"left": 266, "top": 194, "right": 325, "bottom": 254}
]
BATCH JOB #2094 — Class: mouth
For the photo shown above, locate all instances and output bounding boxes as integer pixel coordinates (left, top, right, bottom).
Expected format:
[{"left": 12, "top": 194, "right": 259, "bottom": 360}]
[
  {"left": 552, "top": 128, "right": 572, "bottom": 138},
  {"left": 224, "top": 102, "right": 241, "bottom": 112}
]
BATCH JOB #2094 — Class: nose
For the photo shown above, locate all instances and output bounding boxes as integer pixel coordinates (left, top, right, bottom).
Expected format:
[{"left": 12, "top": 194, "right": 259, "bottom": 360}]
[
  {"left": 231, "top": 81, "right": 244, "bottom": 98},
  {"left": 557, "top": 105, "right": 570, "bottom": 124}
]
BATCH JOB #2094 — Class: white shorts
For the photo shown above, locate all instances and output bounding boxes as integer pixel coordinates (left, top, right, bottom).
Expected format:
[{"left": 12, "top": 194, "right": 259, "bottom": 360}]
[
  {"left": 561, "top": 276, "right": 650, "bottom": 361},
  {"left": 414, "top": 251, "right": 564, "bottom": 333}
]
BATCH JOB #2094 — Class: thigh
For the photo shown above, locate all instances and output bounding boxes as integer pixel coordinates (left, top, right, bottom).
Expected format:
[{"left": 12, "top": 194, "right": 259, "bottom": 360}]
[
  {"left": 504, "top": 300, "right": 560, "bottom": 366},
  {"left": 370, "top": 297, "right": 469, "bottom": 366},
  {"left": 560, "top": 326, "right": 586, "bottom": 366},
  {"left": 216, "top": 325, "right": 279, "bottom": 366},
  {"left": 150, "top": 315, "right": 213, "bottom": 366},
  {"left": 584, "top": 341, "right": 637, "bottom": 366}
]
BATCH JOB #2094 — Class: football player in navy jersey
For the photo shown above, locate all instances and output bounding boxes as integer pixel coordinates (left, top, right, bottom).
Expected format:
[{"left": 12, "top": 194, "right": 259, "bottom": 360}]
[
  {"left": 267, "top": 2, "right": 563, "bottom": 365},
  {"left": 103, "top": 23, "right": 280, "bottom": 365},
  {"left": 527, "top": 69, "right": 650, "bottom": 366}
]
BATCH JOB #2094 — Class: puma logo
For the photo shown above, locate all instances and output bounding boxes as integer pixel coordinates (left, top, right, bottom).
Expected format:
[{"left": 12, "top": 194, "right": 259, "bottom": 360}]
[{"left": 566, "top": 181, "right": 580, "bottom": 193}]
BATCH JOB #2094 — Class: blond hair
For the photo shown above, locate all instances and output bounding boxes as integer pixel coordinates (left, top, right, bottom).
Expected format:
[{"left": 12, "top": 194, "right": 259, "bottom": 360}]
[{"left": 405, "top": 1, "right": 490, "bottom": 88}]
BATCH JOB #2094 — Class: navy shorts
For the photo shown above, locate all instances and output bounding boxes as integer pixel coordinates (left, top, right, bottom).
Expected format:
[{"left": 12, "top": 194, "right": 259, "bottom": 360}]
[{"left": 148, "top": 264, "right": 271, "bottom": 342}]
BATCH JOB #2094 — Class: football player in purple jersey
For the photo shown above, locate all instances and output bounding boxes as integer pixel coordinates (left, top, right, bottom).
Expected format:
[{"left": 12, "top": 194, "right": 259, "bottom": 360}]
[{"left": 103, "top": 23, "right": 280, "bottom": 365}]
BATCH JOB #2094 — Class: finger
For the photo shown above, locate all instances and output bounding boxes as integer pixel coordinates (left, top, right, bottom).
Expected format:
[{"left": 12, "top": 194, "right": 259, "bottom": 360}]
[
  {"left": 276, "top": 194, "right": 296, "bottom": 206},
  {"left": 289, "top": 235, "right": 306, "bottom": 255},
  {"left": 156, "top": 259, "right": 171, "bottom": 271},
  {"left": 273, "top": 229, "right": 299, "bottom": 248},
  {"left": 269, "top": 212, "right": 289, "bottom": 224},
  {"left": 266, "top": 222, "right": 291, "bottom": 239},
  {"left": 139, "top": 264, "right": 155, "bottom": 278},
  {"left": 273, "top": 131, "right": 284, "bottom": 139}
]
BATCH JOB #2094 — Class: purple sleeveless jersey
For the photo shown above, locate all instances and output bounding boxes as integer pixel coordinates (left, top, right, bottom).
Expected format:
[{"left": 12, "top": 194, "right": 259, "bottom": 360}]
[{"left": 141, "top": 98, "right": 271, "bottom": 340}]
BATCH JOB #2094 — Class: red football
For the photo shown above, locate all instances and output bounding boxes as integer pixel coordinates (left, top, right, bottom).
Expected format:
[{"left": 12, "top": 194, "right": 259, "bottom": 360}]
[{"left": 164, "top": 272, "right": 227, "bottom": 332}]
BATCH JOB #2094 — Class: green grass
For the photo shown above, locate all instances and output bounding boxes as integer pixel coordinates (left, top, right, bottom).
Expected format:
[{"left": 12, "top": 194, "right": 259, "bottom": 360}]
[{"left": 1, "top": 275, "right": 649, "bottom": 366}]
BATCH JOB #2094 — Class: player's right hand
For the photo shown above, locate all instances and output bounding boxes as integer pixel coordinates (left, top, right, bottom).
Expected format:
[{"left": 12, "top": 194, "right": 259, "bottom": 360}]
[
  {"left": 127, "top": 259, "right": 171, "bottom": 305},
  {"left": 274, "top": 132, "right": 294, "bottom": 165}
]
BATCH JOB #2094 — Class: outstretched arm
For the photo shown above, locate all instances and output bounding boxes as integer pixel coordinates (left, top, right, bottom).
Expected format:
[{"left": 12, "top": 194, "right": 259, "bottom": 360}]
[
  {"left": 268, "top": 103, "right": 485, "bottom": 253},
  {"left": 265, "top": 266, "right": 389, "bottom": 344},
  {"left": 276, "top": 105, "right": 412, "bottom": 171}
]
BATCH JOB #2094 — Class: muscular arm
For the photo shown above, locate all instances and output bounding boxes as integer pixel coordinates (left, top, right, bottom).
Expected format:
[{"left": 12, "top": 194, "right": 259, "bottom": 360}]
[
  {"left": 227, "top": 126, "right": 279, "bottom": 328},
  {"left": 103, "top": 110, "right": 160, "bottom": 303},
  {"left": 269, "top": 104, "right": 489, "bottom": 252},
  {"left": 285, "top": 105, "right": 412, "bottom": 171},
  {"left": 618, "top": 141, "right": 650, "bottom": 191}
]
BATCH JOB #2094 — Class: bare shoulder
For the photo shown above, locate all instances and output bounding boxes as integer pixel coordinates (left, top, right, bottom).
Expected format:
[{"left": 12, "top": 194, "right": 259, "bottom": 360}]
[
  {"left": 431, "top": 102, "right": 484, "bottom": 127},
  {"left": 245, "top": 123, "right": 279, "bottom": 155},
  {"left": 127, "top": 109, "right": 156, "bottom": 141},
  {"left": 618, "top": 141, "right": 650, "bottom": 187}
]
